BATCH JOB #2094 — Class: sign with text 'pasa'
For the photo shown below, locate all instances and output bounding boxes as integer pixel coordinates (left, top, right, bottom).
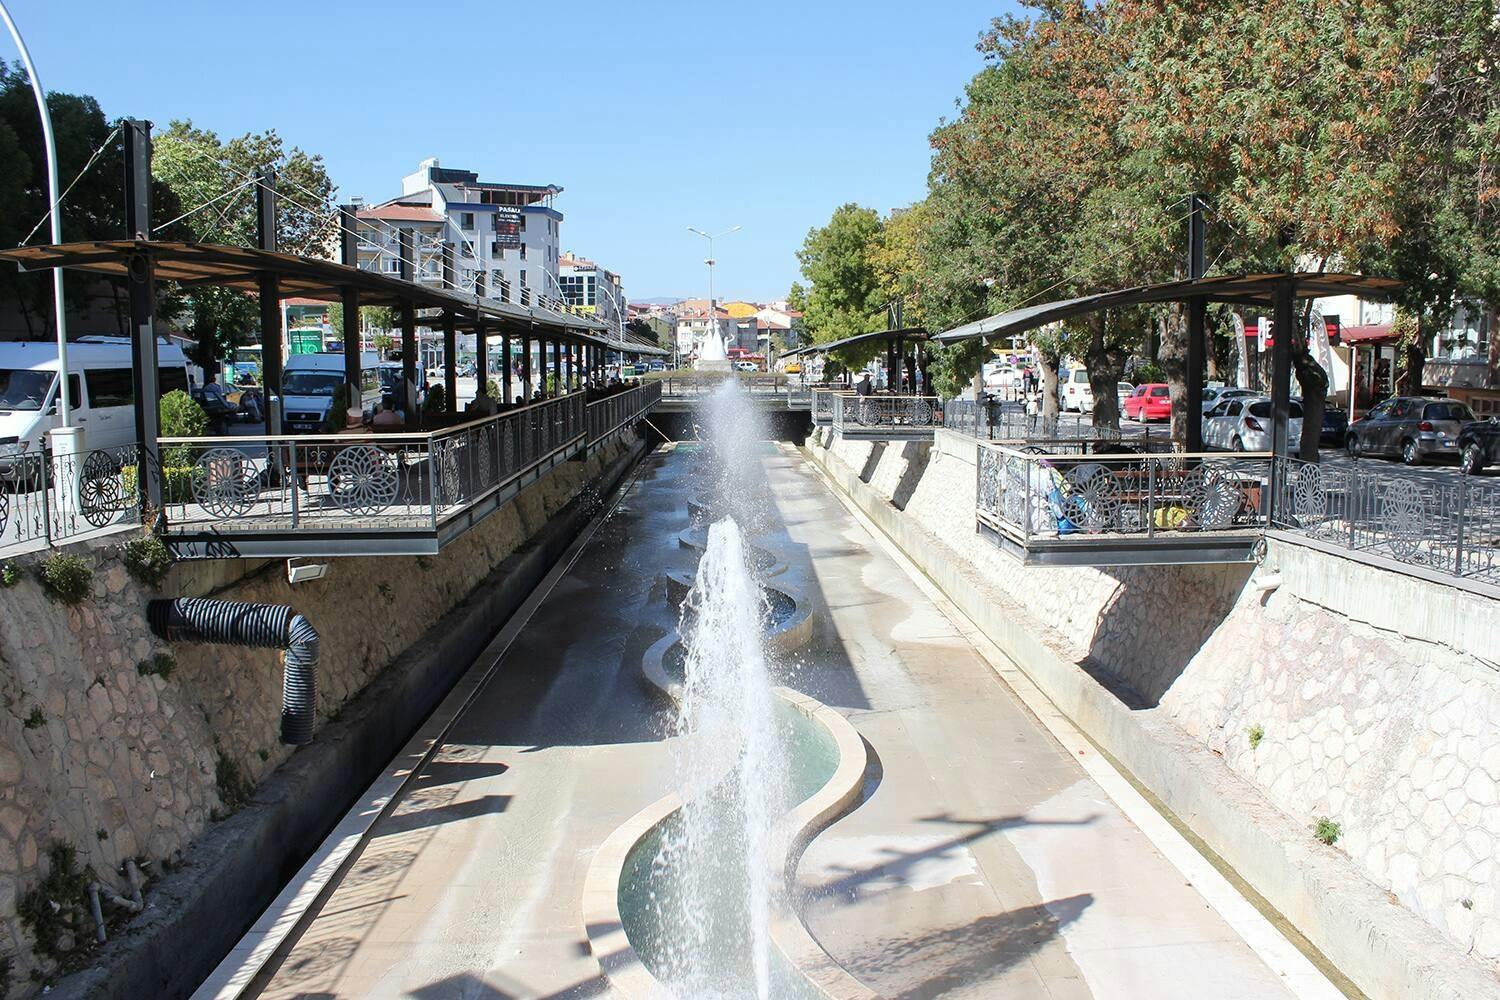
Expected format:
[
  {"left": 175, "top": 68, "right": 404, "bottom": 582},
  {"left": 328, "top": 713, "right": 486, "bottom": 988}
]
[{"left": 493, "top": 207, "right": 522, "bottom": 249}]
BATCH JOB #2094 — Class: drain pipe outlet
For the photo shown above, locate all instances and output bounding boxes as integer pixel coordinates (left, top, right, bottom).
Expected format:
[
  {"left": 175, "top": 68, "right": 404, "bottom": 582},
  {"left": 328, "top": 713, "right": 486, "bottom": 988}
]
[{"left": 147, "top": 598, "right": 319, "bottom": 745}]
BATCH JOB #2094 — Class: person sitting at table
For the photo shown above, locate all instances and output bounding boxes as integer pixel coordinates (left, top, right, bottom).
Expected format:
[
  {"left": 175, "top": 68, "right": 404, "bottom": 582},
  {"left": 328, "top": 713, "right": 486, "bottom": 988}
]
[{"left": 372, "top": 396, "right": 402, "bottom": 428}]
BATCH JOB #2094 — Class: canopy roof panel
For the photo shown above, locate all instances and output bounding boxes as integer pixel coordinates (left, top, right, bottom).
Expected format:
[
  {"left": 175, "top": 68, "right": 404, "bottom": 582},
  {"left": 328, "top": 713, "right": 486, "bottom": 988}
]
[
  {"left": 0, "top": 240, "right": 610, "bottom": 341},
  {"left": 933, "top": 273, "right": 1401, "bottom": 345},
  {"left": 781, "top": 326, "right": 930, "bottom": 357}
]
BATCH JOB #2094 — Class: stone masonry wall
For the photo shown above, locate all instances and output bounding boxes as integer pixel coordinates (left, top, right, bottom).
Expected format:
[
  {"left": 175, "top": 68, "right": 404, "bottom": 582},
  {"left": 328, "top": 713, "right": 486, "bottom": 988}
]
[
  {"left": 0, "top": 432, "right": 635, "bottom": 994},
  {"left": 810, "top": 426, "right": 1500, "bottom": 975}
]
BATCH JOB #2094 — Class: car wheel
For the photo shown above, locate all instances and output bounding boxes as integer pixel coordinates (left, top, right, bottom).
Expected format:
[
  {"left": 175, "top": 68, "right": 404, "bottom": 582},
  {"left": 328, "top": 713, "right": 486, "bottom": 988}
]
[
  {"left": 1401, "top": 438, "right": 1421, "bottom": 466},
  {"left": 1460, "top": 442, "right": 1484, "bottom": 476}
]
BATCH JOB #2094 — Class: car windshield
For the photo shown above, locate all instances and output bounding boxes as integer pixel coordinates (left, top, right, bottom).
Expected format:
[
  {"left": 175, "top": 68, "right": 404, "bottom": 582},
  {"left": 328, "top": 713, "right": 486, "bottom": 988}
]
[
  {"left": 0, "top": 369, "right": 55, "bottom": 410},
  {"left": 1073, "top": 371, "right": 1088, "bottom": 383},
  {"left": 1248, "top": 400, "right": 1304, "bottom": 418},
  {"left": 282, "top": 372, "right": 342, "bottom": 397},
  {"left": 1424, "top": 402, "right": 1474, "bottom": 422},
  {"left": 1149, "top": 386, "right": 1169, "bottom": 397}
]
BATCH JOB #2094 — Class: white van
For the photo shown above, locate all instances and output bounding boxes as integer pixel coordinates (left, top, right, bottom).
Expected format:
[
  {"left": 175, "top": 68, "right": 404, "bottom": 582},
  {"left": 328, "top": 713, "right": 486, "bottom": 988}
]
[
  {"left": 1061, "top": 366, "right": 1095, "bottom": 412},
  {"left": 281, "top": 352, "right": 381, "bottom": 434},
  {"left": 0, "top": 337, "right": 190, "bottom": 468}
]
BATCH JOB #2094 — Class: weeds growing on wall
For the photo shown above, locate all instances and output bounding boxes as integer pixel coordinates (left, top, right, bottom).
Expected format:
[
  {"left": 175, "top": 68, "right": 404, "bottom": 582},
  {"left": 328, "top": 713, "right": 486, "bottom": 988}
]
[
  {"left": 36, "top": 555, "right": 91, "bottom": 606},
  {"left": 122, "top": 535, "right": 172, "bottom": 588},
  {"left": 1314, "top": 817, "right": 1341, "bottom": 846},
  {"left": 0, "top": 560, "right": 20, "bottom": 587},
  {"left": 18, "top": 843, "right": 95, "bottom": 969},
  {"left": 1247, "top": 724, "right": 1264, "bottom": 749},
  {"left": 214, "top": 754, "right": 253, "bottom": 816},
  {"left": 136, "top": 653, "right": 176, "bottom": 681},
  {"left": 22, "top": 707, "right": 44, "bottom": 730}
]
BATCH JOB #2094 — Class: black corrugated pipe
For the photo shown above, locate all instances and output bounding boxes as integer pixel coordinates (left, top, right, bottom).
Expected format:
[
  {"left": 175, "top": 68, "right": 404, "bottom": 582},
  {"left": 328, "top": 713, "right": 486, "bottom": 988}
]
[{"left": 146, "top": 598, "right": 319, "bottom": 745}]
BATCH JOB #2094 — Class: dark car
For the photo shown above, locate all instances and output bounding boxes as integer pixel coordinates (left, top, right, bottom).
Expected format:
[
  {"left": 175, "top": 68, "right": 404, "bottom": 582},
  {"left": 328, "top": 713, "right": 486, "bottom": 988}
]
[
  {"left": 1320, "top": 406, "right": 1348, "bottom": 447},
  {"left": 1458, "top": 417, "right": 1500, "bottom": 475},
  {"left": 1345, "top": 396, "right": 1475, "bottom": 465}
]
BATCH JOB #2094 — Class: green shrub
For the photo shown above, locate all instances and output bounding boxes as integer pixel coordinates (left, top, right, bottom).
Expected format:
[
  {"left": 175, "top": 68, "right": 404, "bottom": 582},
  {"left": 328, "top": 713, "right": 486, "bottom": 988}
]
[
  {"left": 122, "top": 534, "right": 172, "bottom": 587},
  {"left": 1314, "top": 817, "right": 1341, "bottom": 846},
  {"left": 1247, "top": 724, "right": 1264, "bottom": 749},
  {"left": 0, "top": 561, "right": 19, "bottom": 587},
  {"left": 23, "top": 707, "right": 44, "bottom": 730},
  {"left": 484, "top": 378, "right": 501, "bottom": 400},
  {"left": 18, "top": 843, "right": 94, "bottom": 965},
  {"left": 160, "top": 390, "right": 208, "bottom": 468},
  {"left": 37, "top": 554, "right": 91, "bottom": 606},
  {"left": 322, "top": 383, "right": 353, "bottom": 433},
  {"left": 136, "top": 653, "right": 175, "bottom": 680},
  {"left": 122, "top": 465, "right": 196, "bottom": 505}
]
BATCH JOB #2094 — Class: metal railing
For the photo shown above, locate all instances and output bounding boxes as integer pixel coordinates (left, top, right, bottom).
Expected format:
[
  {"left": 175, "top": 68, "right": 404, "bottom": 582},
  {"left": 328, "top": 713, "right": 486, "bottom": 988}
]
[
  {"left": 831, "top": 394, "right": 943, "bottom": 437},
  {"left": 811, "top": 388, "right": 844, "bottom": 426},
  {"left": 945, "top": 398, "right": 1159, "bottom": 444},
  {"left": 156, "top": 394, "right": 587, "bottom": 535},
  {"left": 653, "top": 374, "right": 792, "bottom": 399},
  {"left": 1270, "top": 457, "right": 1500, "bottom": 584},
  {"left": 1, "top": 442, "right": 146, "bottom": 556},
  {"left": 976, "top": 444, "right": 1273, "bottom": 544},
  {"left": 586, "top": 382, "right": 660, "bottom": 444}
]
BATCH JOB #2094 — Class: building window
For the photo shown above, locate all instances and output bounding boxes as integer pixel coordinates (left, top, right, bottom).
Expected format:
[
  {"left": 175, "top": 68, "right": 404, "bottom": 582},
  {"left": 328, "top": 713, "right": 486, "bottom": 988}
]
[
  {"left": 460, "top": 212, "right": 475, "bottom": 230},
  {"left": 384, "top": 255, "right": 400, "bottom": 273},
  {"left": 518, "top": 215, "right": 526, "bottom": 231},
  {"left": 520, "top": 244, "right": 527, "bottom": 261}
]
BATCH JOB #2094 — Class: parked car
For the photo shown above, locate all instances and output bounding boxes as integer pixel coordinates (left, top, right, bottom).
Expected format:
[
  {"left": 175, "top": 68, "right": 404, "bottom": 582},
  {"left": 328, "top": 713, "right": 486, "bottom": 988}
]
[
  {"left": 784, "top": 362, "right": 802, "bottom": 374},
  {"left": 1201, "top": 386, "right": 1256, "bottom": 415},
  {"left": 1116, "top": 382, "right": 1134, "bottom": 411},
  {"left": 1457, "top": 417, "right": 1500, "bottom": 475},
  {"left": 734, "top": 360, "right": 759, "bottom": 373},
  {"left": 1061, "top": 367, "right": 1094, "bottom": 412},
  {"left": 282, "top": 352, "right": 382, "bottom": 433},
  {"left": 1122, "top": 383, "right": 1171, "bottom": 422},
  {"left": 1320, "top": 405, "right": 1349, "bottom": 447},
  {"left": 193, "top": 381, "right": 239, "bottom": 433},
  {"left": 1344, "top": 396, "right": 1476, "bottom": 465},
  {"left": 1203, "top": 396, "right": 1304, "bottom": 453}
]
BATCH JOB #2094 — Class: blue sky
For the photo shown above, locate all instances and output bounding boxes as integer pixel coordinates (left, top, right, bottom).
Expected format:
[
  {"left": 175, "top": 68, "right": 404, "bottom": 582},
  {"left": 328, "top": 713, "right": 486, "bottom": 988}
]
[{"left": 7, "top": 0, "right": 1008, "bottom": 302}]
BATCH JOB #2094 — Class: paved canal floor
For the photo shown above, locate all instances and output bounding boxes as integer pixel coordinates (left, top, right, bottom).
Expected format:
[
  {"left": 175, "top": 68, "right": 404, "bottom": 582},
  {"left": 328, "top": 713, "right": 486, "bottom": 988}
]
[{"left": 244, "top": 443, "right": 1338, "bottom": 999}]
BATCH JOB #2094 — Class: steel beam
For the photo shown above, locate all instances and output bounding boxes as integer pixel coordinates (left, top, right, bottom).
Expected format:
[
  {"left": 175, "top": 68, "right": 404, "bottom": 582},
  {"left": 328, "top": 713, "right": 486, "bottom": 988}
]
[
  {"left": 441, "top": 243, "right": 457, "bottom": 414},
  {"left": 123, "top": 119, "right": 162, "bottom": 510},
  {"left": 1185, "top": 192, "right": 1208, "bottom": 452},
  {"left": 338, "top": 205, "right": 362, "bottom": 400},
  {"left": 256, "top": 167, "right": 282, "bottom": 431}
]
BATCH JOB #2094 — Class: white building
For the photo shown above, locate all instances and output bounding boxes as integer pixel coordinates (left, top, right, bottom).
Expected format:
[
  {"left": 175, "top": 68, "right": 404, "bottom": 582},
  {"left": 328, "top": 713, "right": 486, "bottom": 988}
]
[
  {"left": 356, "top": 158, "right": 564, "bottom": 309},
  {"left": 559, "top": 252, "right": 625, "bottom": 332}
]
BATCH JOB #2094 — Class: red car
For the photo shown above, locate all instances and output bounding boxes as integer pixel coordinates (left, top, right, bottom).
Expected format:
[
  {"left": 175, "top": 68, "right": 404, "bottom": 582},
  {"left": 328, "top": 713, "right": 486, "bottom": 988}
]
[{"left": 1123, "top": 383, "right": 1172, "bottom": 422}]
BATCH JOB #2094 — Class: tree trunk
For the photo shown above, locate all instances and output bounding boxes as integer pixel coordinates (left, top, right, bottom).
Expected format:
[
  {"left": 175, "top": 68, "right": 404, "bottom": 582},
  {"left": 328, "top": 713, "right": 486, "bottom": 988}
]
[
  {"left": 1039, "top": 347, "right": 1061, "bottom": 423},
  {"left": 1086, "top": 313, "right": 1126, "bottom": 433},
  {"left": 1160, "top": 302, "right": 1189, "bottom": 445},
  {"left": 1290, "top": 306, "right": 1327, "bottom": 463}
]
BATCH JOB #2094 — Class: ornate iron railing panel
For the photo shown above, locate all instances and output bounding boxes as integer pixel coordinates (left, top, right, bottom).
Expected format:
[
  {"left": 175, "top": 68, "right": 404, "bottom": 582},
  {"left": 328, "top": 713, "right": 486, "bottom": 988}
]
[
  {"left": 0, "top": 442, "right": 146, "bottom": 556},
  {"left": 810, "top": 389, "right": 844, "bottom": 426},
  {"left": 976, "top": 444, "right": 1273, "bottom": 545},
  {"left": 586, "top": 382, "right": 660, "bottom": 444},
  {"left": 1270, "top": 457, "right": 1500, "bottom": 584},
  {"left": 153, "top": 394, "right": 588, "bottom": 536},
  {"left": 831, "top": 394, "right": 943, "bottom": 437}
]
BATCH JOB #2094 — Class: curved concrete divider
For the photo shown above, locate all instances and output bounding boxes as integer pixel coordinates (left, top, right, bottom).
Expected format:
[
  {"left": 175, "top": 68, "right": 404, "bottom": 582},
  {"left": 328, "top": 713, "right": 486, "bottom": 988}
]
[
  {"left": 591, "top": 624, "right": 873, "bottom": 998},
  {"left": 675, "top": 526, "right": 788, "bottom": 578},
  {"left": 657, "top": 571, "right": 816, "bottom": 656}
]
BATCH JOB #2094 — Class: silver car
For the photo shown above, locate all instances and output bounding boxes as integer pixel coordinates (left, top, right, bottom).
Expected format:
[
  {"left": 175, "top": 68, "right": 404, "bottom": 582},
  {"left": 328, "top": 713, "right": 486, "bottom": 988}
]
[{"left": 1203, "top": 395, "right": 1304, "bottom": 453}]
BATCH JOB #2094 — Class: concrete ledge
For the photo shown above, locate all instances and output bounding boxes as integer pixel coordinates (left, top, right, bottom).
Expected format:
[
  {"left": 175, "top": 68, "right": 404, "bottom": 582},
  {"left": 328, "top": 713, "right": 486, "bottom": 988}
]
[
  {"left": 50, "top": 436, "right": 648, "bottom": 1000},
  {"left": 805, "top": 440, "right": 1500, "bottom": 1000},
  {"left": 658, "top": 571, "right": 817, "bottom": 657}
]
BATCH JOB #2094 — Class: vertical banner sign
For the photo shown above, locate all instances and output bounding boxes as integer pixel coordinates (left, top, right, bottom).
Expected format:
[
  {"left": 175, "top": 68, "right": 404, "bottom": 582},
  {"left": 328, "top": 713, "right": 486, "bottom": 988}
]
[
  {"left": 1234, "top": 313, "right": 1250, "bottom": 388},
  {"left": 493, "top": 207, "right": 522, "bottom": 249},
  {"left": 1310, "top": 305, "right": 1334, "bottom": 378},
  {"left": 1257, "top": 316, "right": 1272, "bottom": 353}
]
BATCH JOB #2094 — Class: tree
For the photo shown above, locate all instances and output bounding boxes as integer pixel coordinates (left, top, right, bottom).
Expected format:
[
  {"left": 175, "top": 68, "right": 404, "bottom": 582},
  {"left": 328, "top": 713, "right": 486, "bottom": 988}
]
[
  {"left": 793, "top": 204, "right": 887, "bottom": 368},
  {"left": 153, "top": 119, "right": 338, "bottom": 368},
  {"left": 868, "top": 201, "right": 932, "bottom": 329}
]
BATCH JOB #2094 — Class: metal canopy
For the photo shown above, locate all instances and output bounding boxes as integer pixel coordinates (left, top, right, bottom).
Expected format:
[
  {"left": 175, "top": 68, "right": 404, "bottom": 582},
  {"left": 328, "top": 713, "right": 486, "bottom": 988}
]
[
  {"left": 782, "top": 326, "right": 930, "bottom": 357},
  {"left": 933, "top": 272, "right": 1401, "bottom": 344},
  {"left": 0, "top": 239, "right": 610, "bottom": 341}
]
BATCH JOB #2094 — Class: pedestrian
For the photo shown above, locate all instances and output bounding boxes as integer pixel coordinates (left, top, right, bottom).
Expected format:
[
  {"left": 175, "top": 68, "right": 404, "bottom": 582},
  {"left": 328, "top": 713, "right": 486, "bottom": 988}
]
[{"left": 1026, "top": 389, "right": 1041, "bottom": 428}]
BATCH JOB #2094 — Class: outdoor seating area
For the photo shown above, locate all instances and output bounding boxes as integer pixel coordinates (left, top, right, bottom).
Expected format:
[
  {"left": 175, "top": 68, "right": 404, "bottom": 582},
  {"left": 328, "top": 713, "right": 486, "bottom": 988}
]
[{"left": 976, "top": 444, "right": 1272, "bottom": 564}]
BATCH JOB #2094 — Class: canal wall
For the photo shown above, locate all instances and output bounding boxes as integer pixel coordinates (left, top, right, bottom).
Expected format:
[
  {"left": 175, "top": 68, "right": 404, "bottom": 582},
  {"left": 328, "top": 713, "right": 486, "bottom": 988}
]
[
  {"left": 0, "top": 430, "right": 643, "bottom": 998},
  {"left": 806, "top": 426, "right": 1500, "bottom": 1000}
]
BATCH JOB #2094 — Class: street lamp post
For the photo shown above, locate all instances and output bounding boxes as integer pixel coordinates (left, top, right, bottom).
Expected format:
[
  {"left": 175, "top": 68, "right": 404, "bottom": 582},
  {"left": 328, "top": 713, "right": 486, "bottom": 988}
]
[
  {"left": 1, "top": 2, "right": 72, "bottom": 425},
  {"left": 687, "top": 225, "right": 740, "bottom": 359}
]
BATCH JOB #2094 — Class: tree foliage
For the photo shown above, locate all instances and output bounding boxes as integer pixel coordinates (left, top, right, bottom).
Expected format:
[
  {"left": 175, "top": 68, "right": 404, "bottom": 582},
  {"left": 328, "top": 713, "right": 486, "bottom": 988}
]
[{"left": 792, "top": 204, "right": 888, "bottom": 366}]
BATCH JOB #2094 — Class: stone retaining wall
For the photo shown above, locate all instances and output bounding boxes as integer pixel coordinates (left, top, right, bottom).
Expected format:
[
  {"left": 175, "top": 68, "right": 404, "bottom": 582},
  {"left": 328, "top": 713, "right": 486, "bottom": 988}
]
[
  {"left": 0, "top": 433, "right": 636, "bottom": 995},
  {"left": 808, "top": 426, "right": 1500, "bottom": 994}
]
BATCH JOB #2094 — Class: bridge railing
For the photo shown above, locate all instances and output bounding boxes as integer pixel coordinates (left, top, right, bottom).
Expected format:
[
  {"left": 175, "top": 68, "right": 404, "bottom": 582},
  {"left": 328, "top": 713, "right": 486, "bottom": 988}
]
[
  {"left": 0, "top": 442, "right": 147, "bottom": 557},
  {"left": 831, "top": 394, "right": 943, "bottom": 438},
  {"left": 1269, "top": 456, "right": 1500, "bottom": 585},
  {"left": 587, "top": 382, "right": 660, "bottom": 444},
  {"left": 153, "top": 394, "right": 587, "bottom": 536},
  {"left": 944, "top": 398, "right": 1159, "bottom": 444},
  {"left": 977, "top": 445, "right": 1273, "bottom": 546}
]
